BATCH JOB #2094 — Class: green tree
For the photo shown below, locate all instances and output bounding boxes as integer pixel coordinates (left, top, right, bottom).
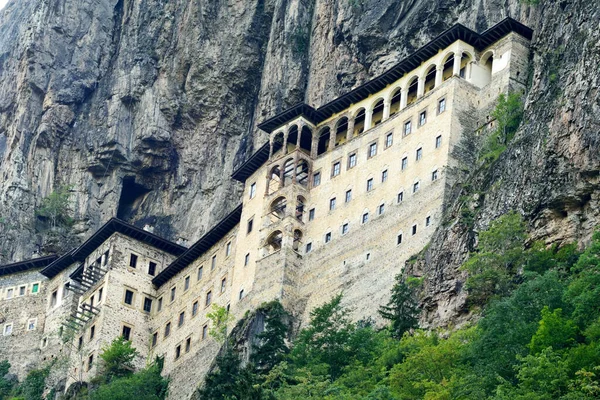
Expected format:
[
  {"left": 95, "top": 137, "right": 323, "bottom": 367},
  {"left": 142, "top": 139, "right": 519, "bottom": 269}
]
[
  {"left": 206, "top": 304, "right": 233, "bottom": 344},
  {"left": 492, "top": 92, "right": 524, "bottom": 145},
  {"left": 0, "top": 360, "right": 16, "bottom": 399},
  {"left": 252, "top": 301, "right": 290, "bottom": 373},
  {"left": 529, "top": 307, "right": 577, "bottom": 354},
  {"left": 96, "top": 337, "right": 138, "bottom": 384},
  {"left": 35, "top": 185, "right": 73, "bottom": 229},
  {"left": 379, "top": 274, "right": 420, "bottom": 339},
  {"left": 91, "top": 358, "right": 168, "bottom": 400}
]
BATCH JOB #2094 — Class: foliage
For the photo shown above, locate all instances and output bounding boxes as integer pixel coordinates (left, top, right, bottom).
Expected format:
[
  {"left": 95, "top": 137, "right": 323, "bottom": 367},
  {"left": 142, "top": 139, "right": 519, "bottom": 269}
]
[
  {"left": 378, "top": 274, "right": 419, "bottom": 339},
  {"left": 95, "top": 337, "right": 139, "bottom": 384},
  {"left": 479, "top": 93, "right": 524, "bottom": 165},
  {"left": 35, "top": 185, "right": 73, "bottom": 229},
  {"left": 0, "top": 360, "right": 16, "bottom": 399},
  {"left": 206, "top": 304, "right": 234, "bottom": 344},
  {"left": 252, "top": 301, "right": 290, "bottom": 373},
  {"left": 90, "top": 358, "right": 168, "bottom": 400}
]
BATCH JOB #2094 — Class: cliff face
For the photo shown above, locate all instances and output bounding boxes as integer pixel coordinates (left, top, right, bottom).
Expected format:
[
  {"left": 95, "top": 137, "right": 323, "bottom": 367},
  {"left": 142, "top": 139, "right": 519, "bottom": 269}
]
[{"left": 0, "top": 0, "right": 598, "bottom": 323}]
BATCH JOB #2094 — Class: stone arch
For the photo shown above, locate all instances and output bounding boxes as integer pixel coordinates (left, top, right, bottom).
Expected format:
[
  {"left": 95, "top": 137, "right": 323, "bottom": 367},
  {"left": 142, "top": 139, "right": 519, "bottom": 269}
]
[
  {"left": 292, "top": 229, "right": 303, "bottom": 252},
  {"left": 296, "top": 158, "right": 309, "bottom": 187},
  {"left": 287, "top": 125, "right": 299, "bottom": 152},
  {"left": 405, "top": 76, "right": 419, "bottom": 106},
  {"left": 272, "top": 131, "right": 284, "bottom": 157},
  {"left": 353, "top": 108, "right": 366, "bottom": 136},
  {"left": 389, "top": 87, "right": 402, "bottom": 116},
  {"left": 441, "top": 52, "right": 455, "bottom": 81},
  {"left": 267, "top": 165, "right": 281, "bottom": 195},
  {"left": 282, "top": 158, "right": 294, "bottom": 186},
  {"left": 296, "top": 195, "right": 307, "bottom": 221},
  {"left": 422, "top": 64, "right": 437, "bottom": 94},
  {"left": 269, "top": 196, "right": 287, "bottom": 220},
  {"left": 335, "top": 117, "right": 349, "bottom": 147},
  {"left": 371, "top": 98, "right": 385, "bottom": 126},
  {"left": 265, "top": 230, "right": 283, "bottom": 254},
  {"left": 300, "top": 126, "right": 312, "bottom": 153},
  {"left": 317, "top": 126, "right": 331, "bottom": 155}
]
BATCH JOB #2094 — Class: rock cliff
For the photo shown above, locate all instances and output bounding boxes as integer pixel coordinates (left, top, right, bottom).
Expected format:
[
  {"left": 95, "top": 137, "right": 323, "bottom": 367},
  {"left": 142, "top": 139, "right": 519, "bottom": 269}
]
[{"left": 0, "top": 0, "right": 598, "bottom": 325}]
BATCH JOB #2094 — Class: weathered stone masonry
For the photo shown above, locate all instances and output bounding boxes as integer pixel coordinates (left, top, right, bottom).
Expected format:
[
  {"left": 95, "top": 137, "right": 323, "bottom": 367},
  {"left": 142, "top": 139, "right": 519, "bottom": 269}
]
[{"left": 0, "top": 18, "right": 532, "bottom": 400}]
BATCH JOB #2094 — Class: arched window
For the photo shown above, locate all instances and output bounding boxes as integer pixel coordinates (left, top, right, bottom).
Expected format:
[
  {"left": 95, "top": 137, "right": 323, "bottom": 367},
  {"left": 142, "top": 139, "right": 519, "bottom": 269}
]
[
  {"left": 292, "top": 229, "right": 303, "bottom": 252},
  {"left": 287, "top": 125, "right": 299, "bottom": 152},
  {"left": 269, "top": 196, "right": 287, "bottom": 220},
  {"left": 442, "top": 53, "right": 455, "bottom": 81},
  {"left": 267, "top": 165, "right": 281, "bottom": 195},
  {"left": 296, "top": 195, "right": 306, "bottom": 221},
  {"left": 423, "top": 64, "right": 436, "bottom": 94},
  {"left": 265, "top": 231, "right": 283, "bottom": 254},
  {"left": 353, "top": 108, "right": 365, "bottom": 136},
  {"left": 460, "top": 52, "right": 473, "bottom": 79},
  {"left": 272, "top": 131, "right": 284, "bottom": 157},
  {"left": 389, "top": 88, "right": 401, "bottom": 116},
  {"left": 406, "top": 76, "right": 418, "bottom": 106},
  {"left": 480, "top": 51, "right": 494, "bottom": 85},
  {"left": 371, "top": 99, "right": 385, "bottom": 126},
  {"left": 300, "top": 126, "right": 312, "bottom": 153},
  {"left": 317, "top": 127, "right": 331, "bottom": 156},
  {"left": 283, "top": 159, "right": 294, "bottom": 186},
  {"left": 296, "top": 159, "right": 309, "bottom": 187},
  {"left": 335, "top": 117, "right": 348, "bottom": 147}
]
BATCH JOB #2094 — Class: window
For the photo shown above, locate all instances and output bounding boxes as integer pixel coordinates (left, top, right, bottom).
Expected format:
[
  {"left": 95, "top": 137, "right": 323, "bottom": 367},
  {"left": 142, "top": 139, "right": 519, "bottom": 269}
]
[
  {"left": 329, "top": 197, "right": 336, "bottom": 211},
  {"left": 362, "top": 213, "right": 369, "bottom": 224},
  {"left": 345, "top": 190, "right": 352, "bottom": 203},
  {"left": 50, "top": 290, "right": 57, "bottom": 306},
  {"left": 221, "top": 278, "right": 227, "bottom": 293},
  {"left": 426, "top": 216, "right": 431, "bottom": 226},
  {"left": 96, "top": 287, "right": 102, "bottom": 303},
  {"left": 306, "top": 242, "right": 312, "bottom": 253},
  {"left": 129, "top": 254, "right": 138, "bottom": 268},
  {"left": 247, "top": 218, "right": 254, "bottom": 234},
  {"left": 366, "top": 253, "right": 371, "bottom": 261},
  {"left": 27, "top": 318, "right": 36, "bottom": 331},
  {"left": 157, "top": 297, "right": 163, "bottom": 312},
  {"left": 90, "top": 295, "right": 95, "bottom": 307},
  {"left": 178, "top": 312, "right": 185, "bottom": 327},
  {"left": 211, "top": 255, "right": 217, "bottom": 270},
  {"left": 348, "top": 153, "right": 357, "bottom": 168},
  {"left": 185, "top": 337, "right": 191, "bottom": 353},
  {"left": 412, "top": 225, "right": 418, "bottom": 235},
  {"left": 31, "top": 283, "right": 39, "bottom": 294},
  {"left": 122, "top": 325, "right": 131, "bottom": 341},
  {"left": 385, "top": 132, "right": 393, "bottom": 148},
  {"left": 19, "top": 285, "right": 26, "bottom": 296},
  {"left": 170, "top": 287, "right": 176, "bottom": 302},
  {"left": 397, "top": 234, "right": 403, "bottom": 245},
  {"left": 368, "top": 142, "right": 377, "bottom": 158},
  {"left": 197, "top": 266, "right": 204, "bottom": 281},
  {"left": 249, "top": 182, "right": 256, "bottom": 199},
  {"left": 313, "top": 172, "right": 321, "bottom": 187},
  {"left": 175, "top": 344, "right": 182, "bottom": 360},
  {"left": 378, "top": 204, "right": 385, "bottom": 215},
  {"left": 438, "top": 98, "right": 446, "bottom": 113},
  {"left": 184, "top": 276, "right": 190, "bottom": 291},
  {"left": 325, "top": 232, "right": 332, "bottom": 243},
  {"left": 164, "top": 322, "right": 171, "bottom": 338},
  {"left": 192, "top": 301, "right": 199, "bottom": 316},
  {"left": 143, "top": 297, "right": 152, "bottom": 313},
  {"left": 205, "top": 291, "right": 212, "bottom": 307},
  {"left": 432, "top": 170, "right": 439, "bottom": 181},
  {"left": 78, "top": 336, "right": 83, "bottom": 350},
  {"left": 416, "top": 147, "right": 423, "bottom": 161},
  {"left": 332, "top": 162, "right": 341, "bottom": 177},
  {"left": 309, "top": 208, "right": 315, "bottom": 221},
  {"left": 90, "top": 325, "right": 96, "bottom": 340},
  {"left": 404, "top": 121, "right": 412, "bottom": 135},
  {"left": 148, "top": 262, "right": 157, "bottom": 276},
  {"left": 202, "top": 325, "right": 208, "bottom": 340},
  {"left": 226, "top": 242, "right": 232, "bottom": 257},
  {"left": 124, "top": 289, "right": 134, "bottom": 305},
  {"left": 152, "top": 332, "right": 158, "bottom": 347},
  {"left": 397, "top": 192, "right": 404, "bottom": 203},
  {"left": 3, "top": 324, "right": 12, "bottom": 336},
  {"left": 413, "top": 181, "right": 420, "bottom": 193},
  {"left": 401, "top": 157, "right": 408, "bottom": 171},
  {"left": 382, "top": 170, "right": 388, "bottom": 182},
  {"left": 239, "top": 290, "right": 244, "bottom": 300},
  {"left": 244, "top": 253, "right": 250, "bottom": 266},
  {"left": 342, "top": 223, "right": 349, "bottom": 235},
  {"left": 103, "top": 250, "right": 109, "bottom": 266},
  {"left": 366, "top": 178, "right": 374, "bottom": 192},
  {"left": 87, "top": 354, "right": 94, "bottom": 371},
  {"left": 419, "top": 111, "right": 427, "bottom": 126}
]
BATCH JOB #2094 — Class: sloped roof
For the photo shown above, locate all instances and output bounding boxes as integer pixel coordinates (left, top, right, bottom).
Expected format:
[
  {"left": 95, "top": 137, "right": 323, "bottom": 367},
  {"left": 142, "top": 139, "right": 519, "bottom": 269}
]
[{"left": 0, "top": 255, "right": 58, "bottom": 277}]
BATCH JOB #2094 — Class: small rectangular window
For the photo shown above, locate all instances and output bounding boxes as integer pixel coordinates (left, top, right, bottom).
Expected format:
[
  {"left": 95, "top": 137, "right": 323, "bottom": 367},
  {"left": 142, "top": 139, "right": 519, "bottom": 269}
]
[
  {"left": 170, "top": 287, "right": 176, "bottom": 302},
  {"left": 90, "top": 325, "right": 96, "bottom": 340},
  {"left": 426, "top": 216, "right": 431, "bottom": 226},
  {"left": 103, "top": 250, "right": 109, "bottom": 266},
  {"left": 184, "top": 276, "right": 190, "bottom": 291},
  {"left": 435, "top": 135, "right": 442, "bottom": 148},
  {"left": 345, "top": 190, "right": 352, "bottom": 203},
  {"left": 202, "top": 325, "right": 208, "bottom": 340},
  {"left": 313, "top": 172, "right": 321, "bottom": 187},
  {"left": 226, "top": 242, "right": 232, "bottom": 257},
  {"left": 186, "top": 337, "right": 191, "bottom": 353},
  {"left": 27, "top": 318, "right": 37, "bottom": 331},
  {"left": 247, "top": 218, "right": 254, "bottom": 234},
  {"left": 122, "top": 325, "right": 131, "bottom": 341},
  {"left": 416, "top": 147, "right": 423, "bottom": 161},
  {"left": 157, "top": 297, "right": 163, "bottom": 312},
  {"left": 239, "top": 290, "right": 244, "bottom": 300},
  {"left": 385, "top": 133, "right": 393, "bottom": 148},
  {"left": 148, "top": 262, "right": 157, "bottom": 276},
  {"left": 397, "top": 192, "right": 404, "bottom": 203},
  {"left": 221, "top": 278, "right": 227, "bottom": 293},
  {"left": 178, "top": 312, "right": 185, "bottom": 327},
  {"left": 249, "top": 182, "right": 256, "bottom": 199},
  {"left": 419, "top": 111, "right": 427, "bottom": 126},
  {"left": 87, "top": 354, "right": 94, "bottom": 371},
  {"left": 432, "top": 170, "right": 439, "bottom": 181},
  {"left": 348, "top": 153, "right": 357, "bottom": 169},
  {"left": 90, "top": 295, "right": 95, "bottom": 307},
  {"left": 366, "top": 178, "right": 374, "bottom": 192},
  {"left": 197, "top": 266, "right": 204, "bottom": 281},
  {"left": 368, "top": 142, "right": 377, "bottom": 158},
  {"left": 342, "top": 223, "right": 349, "bottom": 235},
  {"left": 50, "top": 290, "right": 57, "bottom": 306},
  {"left": 413, "top": 182, "right": 420, "bottom": 193},
  {"left": 3, "top": 324, "right": 12, "bottom": 336},
  {"left": 192, "top": 301, "right": 199, "bottom": 316},
  {"left": 211, "top": 255, "right": 217, "bottom": 270},
  {"left": 397, "top": 234, "right": 403, "bottom": 245},
  {"left": 306, "top": 242, "right": 312, "bottom": 253},
  {"left": 31, "top": 283, "right": 39, "bottom": 294},
  {"left": 175, "top": 344, "right": 182, "bottom": 360},
  {"left": 332, "top": 162, "right": 341, "bottom": 177},
  {"left": 164, "top": 322, "right": 171, "bottom": 338},
  {"left": 412, "top": 225, "right": 418, "bottom": 235},
  {"left": 378, "top": 204, "right": 385, "bottom": 215},
  {"left": 404, "top": 121, "right": 412, "bottom": 136},
  {"left": 329, "top": 197, "right": 336, "bottom": 211},
  {"left": 129, "top": 254, "right": 138, "bottom": 268},
  {"left": 438, "top": 98, "right": 446, "bottom": 113},
  {"left": 309, "top": 208, "right": 315, "bottom": 221},
  {"left": 244, "top": 253, "right": 250, "bottom": 266},
  {"left": 78, "top": 336, "right": 83, "bottom": 350},
  {"left": 124, "top": 289, "right": 134, "bottom": 305},
  {"left": 152, "top": 332, "right": 158, "bottom": 347},
  {"left": 19, "top": 286, "right": 26, "bottom": 296},
  {"left": 143, "top": 297, "right": 152, "bottom": 313},
  {"left": 362, "top": 213, "right": 369, "bottom": 224},
  {"left": 325, "top": 232, "right": 332, "bottom": 243},
  {"left": 381, "top": 170, "right": 388, "bottom": 182},
  {"left": 205, "top": 291, "right": 212, "bottom": 307},
  {"left": 401, "top": 157, "right": 408, "bottom": 171}
]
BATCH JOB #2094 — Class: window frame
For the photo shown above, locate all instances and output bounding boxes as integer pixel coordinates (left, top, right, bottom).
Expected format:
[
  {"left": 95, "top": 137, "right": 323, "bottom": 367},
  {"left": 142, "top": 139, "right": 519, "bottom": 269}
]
[
  {"left": 347, "top": 153, "right": 357, "bottom": 169},
  {"left": 312, "top": 171, "right": 321, "bottom": 187},
  {"left": 366, "top": 178, "right": 374, "bottom": 192},
  {"left": 331, "top": 161, "right": 341, "bottom": 177},
  {"left": 368, "top": 142, "right": 378, "bottom": 158},
  {"left": 385, "top": 132, "right": 393, "bottom": 148}
]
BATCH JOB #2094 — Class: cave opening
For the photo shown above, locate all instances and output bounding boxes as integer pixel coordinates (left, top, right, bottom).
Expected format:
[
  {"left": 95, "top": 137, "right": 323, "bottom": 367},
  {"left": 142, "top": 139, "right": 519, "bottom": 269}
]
[{"left": 116, "top": 176, "right": 151, "bottom": 221}]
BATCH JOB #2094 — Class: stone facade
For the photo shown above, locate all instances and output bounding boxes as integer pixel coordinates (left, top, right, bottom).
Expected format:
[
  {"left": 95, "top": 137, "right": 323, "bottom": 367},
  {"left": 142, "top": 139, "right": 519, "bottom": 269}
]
[{"left": 0, "top": 24, "right": 530, "bottom": 400}]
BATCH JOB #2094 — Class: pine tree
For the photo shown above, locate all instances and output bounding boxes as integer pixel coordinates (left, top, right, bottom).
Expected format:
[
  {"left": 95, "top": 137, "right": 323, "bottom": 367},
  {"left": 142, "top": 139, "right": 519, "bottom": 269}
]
[{"left": 378, "top": 275, "right": 419, "bottom": 339}]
